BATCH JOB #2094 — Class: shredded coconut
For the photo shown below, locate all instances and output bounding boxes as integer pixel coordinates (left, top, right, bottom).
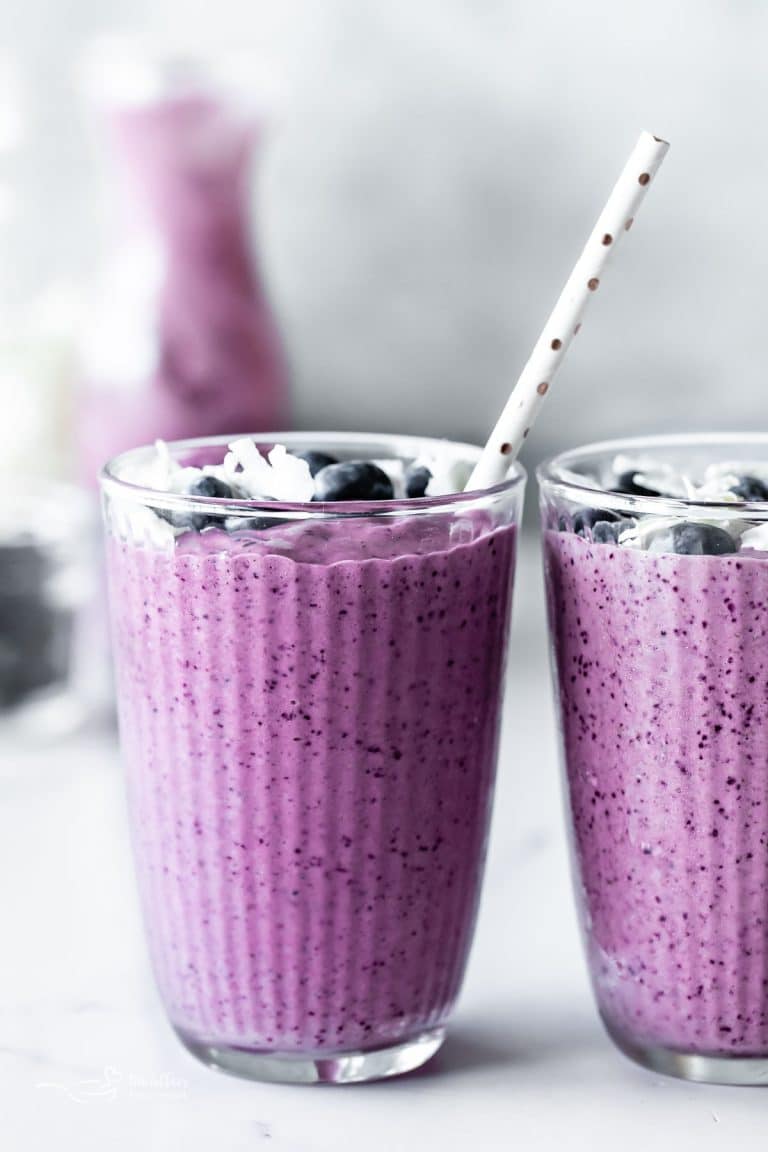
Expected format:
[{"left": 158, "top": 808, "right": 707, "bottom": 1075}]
[{"left": 223, "top": 439, "right": 315, "bottom": 502}]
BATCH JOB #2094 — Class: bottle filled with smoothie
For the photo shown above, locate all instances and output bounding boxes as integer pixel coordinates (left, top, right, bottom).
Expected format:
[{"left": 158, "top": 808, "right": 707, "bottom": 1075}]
[
  {"left": 102, "top": 432, "right": 523, "bottom": 1082},
  {"left": 79, "top": 53, "right": 288, "bottom": 485},
  {"left": 540, "top": 433, "right": 768, "bottom": 1085}
]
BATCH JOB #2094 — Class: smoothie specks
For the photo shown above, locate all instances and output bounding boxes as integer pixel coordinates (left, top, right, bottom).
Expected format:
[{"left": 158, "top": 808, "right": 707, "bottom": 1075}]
[
  {"left": 546, "top": 529, "right": 768, "bottom": 1053},
  {"left": 109, "top": 518, "right": 516, "bottom": 1052}
]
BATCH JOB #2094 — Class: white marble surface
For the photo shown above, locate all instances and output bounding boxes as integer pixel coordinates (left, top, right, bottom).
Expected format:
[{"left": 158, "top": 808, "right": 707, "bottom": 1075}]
[{"left": 2, "top": 541, "right": 767, "bottom": 1151}]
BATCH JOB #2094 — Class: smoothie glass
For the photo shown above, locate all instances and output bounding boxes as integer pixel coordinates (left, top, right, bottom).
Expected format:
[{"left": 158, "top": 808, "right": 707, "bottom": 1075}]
[
  {"left": 539, "top": 433, "right": 768, "bottom": 1086},
  {"left": 102, "top": 432, "right": 524, "bottom": 1083}
]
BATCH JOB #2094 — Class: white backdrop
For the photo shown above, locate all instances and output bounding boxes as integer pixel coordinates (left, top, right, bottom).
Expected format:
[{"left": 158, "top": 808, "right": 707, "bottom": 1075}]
[{"left": 1, "top": 0, "right": 767, "bottom": 467}]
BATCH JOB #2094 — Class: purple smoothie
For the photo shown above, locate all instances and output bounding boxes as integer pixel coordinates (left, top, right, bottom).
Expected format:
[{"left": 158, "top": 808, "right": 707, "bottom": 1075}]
[
  {"left": 107, "top": 514, "right": 516, "bottom": 1054},
  {"left": 545, "top": 529, "right": 768, "bottom": 1056}
]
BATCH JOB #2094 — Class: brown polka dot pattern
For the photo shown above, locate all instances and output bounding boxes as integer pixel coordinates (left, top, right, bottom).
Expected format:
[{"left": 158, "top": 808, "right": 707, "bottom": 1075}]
[
  {"left": 500, "top": 442, "right": 512, "bottom": 455},
  {"left": 588, "top": 278, "right": 600, "bottom": 291},
  {"left": 638, "top": 172, "right": 650, "bottom": 186},
  {"left": 625, "top": 218, "right": 634, "bottom": 231},
  {"left": 537, "top": 381, "right": 549, "bottom": 396},
  {"left": 602, "top": 233, "right": 613, "bottom": 246},
  {"left": 550, "top": 338, "right": 562, "bottom": 350}
]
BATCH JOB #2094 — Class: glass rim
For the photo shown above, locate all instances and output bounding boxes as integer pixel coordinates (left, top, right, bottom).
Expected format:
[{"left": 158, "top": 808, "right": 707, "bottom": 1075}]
[
  {"left": 537, "top": 432, "right": 768, "bottom": 520},
  {"left": 100, "top": 430, "right": 526, "bottom": 519}
]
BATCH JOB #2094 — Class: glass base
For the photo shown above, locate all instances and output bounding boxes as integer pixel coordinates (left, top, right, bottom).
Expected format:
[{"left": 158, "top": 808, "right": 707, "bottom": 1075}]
[
  {"left": 604, "top": 1018, "right": 768, "bottom": 1086},
  {"left": 174, "top": 1025, "right": 446, "bottom": 1084}
]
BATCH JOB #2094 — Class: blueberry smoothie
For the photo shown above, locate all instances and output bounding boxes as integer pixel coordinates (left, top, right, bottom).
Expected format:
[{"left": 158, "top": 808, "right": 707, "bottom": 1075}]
[
  {"left": 103, "top": 435, "right": 522, "bottom": 1080},
  {"left": 541, "top": 436, "right": 768, "bottom": 1081}
]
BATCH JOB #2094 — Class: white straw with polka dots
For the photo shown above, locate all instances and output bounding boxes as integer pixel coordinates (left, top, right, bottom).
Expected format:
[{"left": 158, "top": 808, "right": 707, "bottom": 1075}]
[{"left": 465, "top": 130, "right": 669, "bottom": 492}]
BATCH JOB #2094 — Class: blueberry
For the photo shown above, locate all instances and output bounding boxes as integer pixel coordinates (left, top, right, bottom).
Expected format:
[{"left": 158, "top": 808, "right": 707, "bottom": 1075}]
[
  {"left": 571, "top": 508, "right": 620, "bottom": 536},
  {"left": 295, "top": 451, "right": 339, "bottom": 477},
  {"left": 611, "top": 470, "right": 660, "bottom": 498},
  {"left": 156, "top": 507, "right": 209, "bottom": 532},
  {"left": 729, "top": 475, "right": 768, "bottom": 502},
  {"left": 592, "top": 520, "right": 621, "bottom": 544},
  {"left": 156, "top": 473, "right": 235, "bottom": 531},
  {"left": 313, "top": 461, "right": 394, "bottom": 502},
  {"left": 404, "top": 464, "right": 432, "bottom": 498},
  {"left": 188, "top": 475, "right": 233, "bottom": 500},
  {"left": 670, "top": 523, "right": 736, "bottom": 556}
]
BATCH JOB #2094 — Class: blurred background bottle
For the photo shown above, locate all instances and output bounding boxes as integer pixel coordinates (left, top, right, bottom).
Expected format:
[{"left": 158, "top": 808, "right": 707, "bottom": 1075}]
[
  {"left": 0, "top": 56, "right": 92, "bottom": 736},
  {"left": 0, "top": 39, "right": 292, "bottom": 735},
  {"left": 77, "top": 40, "right": 290, "bottom": 485}
]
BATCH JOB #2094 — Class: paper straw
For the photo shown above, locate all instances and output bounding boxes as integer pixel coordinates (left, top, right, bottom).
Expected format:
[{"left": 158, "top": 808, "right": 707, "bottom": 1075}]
[{"left": 465, "top": 130, "right": 669, "bottom": 492}]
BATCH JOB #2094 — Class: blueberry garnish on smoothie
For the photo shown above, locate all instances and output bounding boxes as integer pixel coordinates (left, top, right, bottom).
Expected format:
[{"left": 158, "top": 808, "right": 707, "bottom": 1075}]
[
  {"left": 157, "top": 506, "right": 211, "bottom": 532},
  {"left": 591, "top": 520, "right": 621, "bottom": 544},
  {"left": 404, "top": 463, "right": 432, "bottom": 498},
  {"left": 136, "top": 439, "right": 485, "bottom": 538},
  {"left": 611, "top": 469, "right": 662, "bottom": 497},
  {"left": 571, "top": 507, "right": 620, "bottom": 536},
  {"left": 313, "top": 461, "right": 395, "bottom": 502},
  {"left": 295, "top": 450, "right": 339, "bottom": 477},
  {"left": 667, "top": 522, "right": 736, "bottom": 556},
  {"left": 160, "top": 475, "right": 235, "bottom": 531},
  {"left": 189, "top": 475, "right": 234, "bottom": 500},
  {"left": 559, "top": 507, "right": 635, "bottom": 545},
  {"left": 729, "top": 475, "right": 768, "bottom": 502},
  {"left": 555, "top": 454, "right": 768, "bottom": 556}
]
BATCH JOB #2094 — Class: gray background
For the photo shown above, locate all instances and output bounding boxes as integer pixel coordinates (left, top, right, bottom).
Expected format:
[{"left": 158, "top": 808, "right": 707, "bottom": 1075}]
[{"left": 2, "top": 0, "right": 767, "bottom": 471}]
